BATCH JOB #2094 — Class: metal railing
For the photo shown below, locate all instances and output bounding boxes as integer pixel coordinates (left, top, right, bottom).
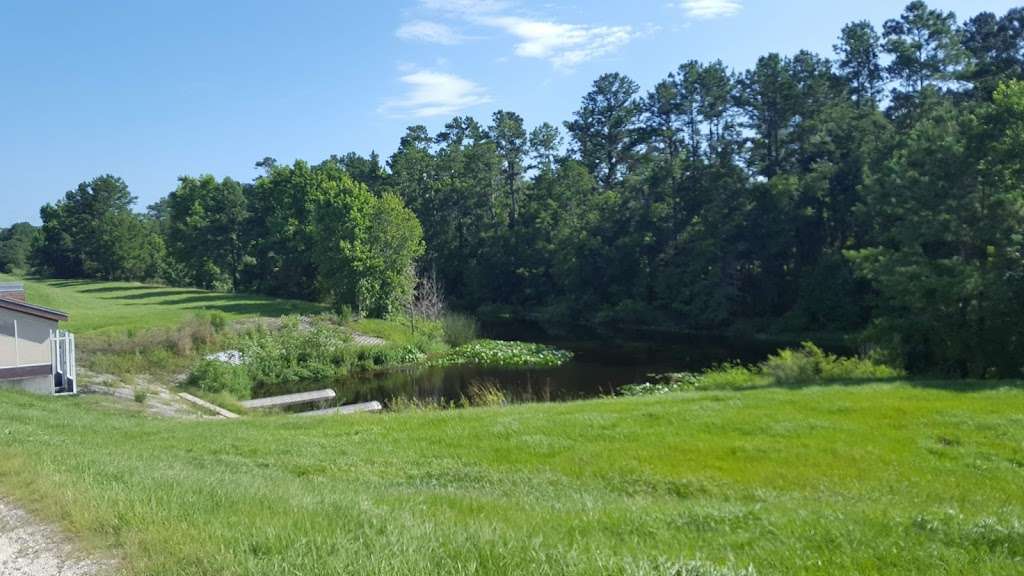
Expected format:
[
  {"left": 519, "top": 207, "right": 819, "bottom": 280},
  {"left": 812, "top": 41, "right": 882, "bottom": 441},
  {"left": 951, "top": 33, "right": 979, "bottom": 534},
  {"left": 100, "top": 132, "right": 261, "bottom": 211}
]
[{"left": 50, "top": 329, "right": 76, "bottom": 395}]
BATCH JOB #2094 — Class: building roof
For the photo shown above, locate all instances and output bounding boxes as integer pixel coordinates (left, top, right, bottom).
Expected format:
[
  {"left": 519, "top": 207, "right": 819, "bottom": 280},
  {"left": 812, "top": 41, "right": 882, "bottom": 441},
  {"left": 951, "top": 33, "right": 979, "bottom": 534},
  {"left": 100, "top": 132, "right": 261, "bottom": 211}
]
[{"left": 0, "top": 297, "right": 69, "bottom": 322}]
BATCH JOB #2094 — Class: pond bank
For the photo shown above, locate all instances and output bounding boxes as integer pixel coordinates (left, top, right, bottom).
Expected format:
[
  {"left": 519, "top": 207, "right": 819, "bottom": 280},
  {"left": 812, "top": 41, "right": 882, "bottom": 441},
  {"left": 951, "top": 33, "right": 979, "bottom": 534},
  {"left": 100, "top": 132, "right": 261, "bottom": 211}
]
[{"left": 256, "top": 317, "right": 843, "bottom": 408}]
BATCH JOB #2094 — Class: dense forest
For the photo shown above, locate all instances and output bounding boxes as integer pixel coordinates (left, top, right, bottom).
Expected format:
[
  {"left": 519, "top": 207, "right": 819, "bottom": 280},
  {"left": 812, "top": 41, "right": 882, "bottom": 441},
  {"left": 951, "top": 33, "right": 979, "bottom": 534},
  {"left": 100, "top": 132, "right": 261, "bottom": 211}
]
[{"left": 5, "top": 1, "right": 1024, "bottom": 377}]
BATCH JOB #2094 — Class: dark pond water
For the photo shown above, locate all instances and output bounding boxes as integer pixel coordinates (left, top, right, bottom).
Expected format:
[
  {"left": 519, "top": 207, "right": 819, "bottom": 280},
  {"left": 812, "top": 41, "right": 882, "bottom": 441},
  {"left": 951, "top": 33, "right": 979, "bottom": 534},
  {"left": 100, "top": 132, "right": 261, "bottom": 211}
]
[{"left": 259, "top": 319, "right": 829, "bottom": 408}]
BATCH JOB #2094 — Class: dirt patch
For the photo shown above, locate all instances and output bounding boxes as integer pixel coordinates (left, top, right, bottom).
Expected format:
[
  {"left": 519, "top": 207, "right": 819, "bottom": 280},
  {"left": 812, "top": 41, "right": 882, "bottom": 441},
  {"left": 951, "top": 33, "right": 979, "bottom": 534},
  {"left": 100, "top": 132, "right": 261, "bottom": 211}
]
[
  {"left": 82, "top": 381, "right": 205, "bottom": 419},
  {"left": 0, "top": 499, "right": 113, "bottom": 575}
]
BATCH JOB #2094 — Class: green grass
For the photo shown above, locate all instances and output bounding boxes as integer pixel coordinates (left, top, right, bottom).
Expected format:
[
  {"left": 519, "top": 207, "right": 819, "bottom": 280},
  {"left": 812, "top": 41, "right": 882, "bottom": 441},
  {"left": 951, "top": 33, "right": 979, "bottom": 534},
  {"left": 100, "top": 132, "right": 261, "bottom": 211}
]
[
  {"left": 0, "top": 274, "right": 325, "bottom": 338},
  {"left": 1, "top": 382, "right": 1022, "bottom": 575},
  {"left": 352, "top": 316, "right": 440, "bottom": 345}
]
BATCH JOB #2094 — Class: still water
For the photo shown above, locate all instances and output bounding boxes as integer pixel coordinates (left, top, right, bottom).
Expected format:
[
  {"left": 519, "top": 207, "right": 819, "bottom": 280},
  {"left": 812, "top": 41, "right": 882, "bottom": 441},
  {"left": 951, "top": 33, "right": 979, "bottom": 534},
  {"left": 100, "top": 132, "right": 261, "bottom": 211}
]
[{"left": 260, "top": 319, "right": 811, "bottom": 407}]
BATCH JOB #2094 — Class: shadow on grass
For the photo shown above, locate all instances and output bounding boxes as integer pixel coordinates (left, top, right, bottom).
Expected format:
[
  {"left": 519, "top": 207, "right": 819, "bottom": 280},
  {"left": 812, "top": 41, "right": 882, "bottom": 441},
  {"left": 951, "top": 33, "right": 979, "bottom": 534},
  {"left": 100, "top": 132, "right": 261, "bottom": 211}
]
[
  {"left": 78, "top": 285, "right": 156, "bottom": 294},
  {"left": 46, "top": 279, "right": 103, "bottom": 288},
  {"left": 106, "top": 289, "right": 202, "bottom": 301},
  {"left": 121, "top": 293, "right": 323, "bottom": 317}
]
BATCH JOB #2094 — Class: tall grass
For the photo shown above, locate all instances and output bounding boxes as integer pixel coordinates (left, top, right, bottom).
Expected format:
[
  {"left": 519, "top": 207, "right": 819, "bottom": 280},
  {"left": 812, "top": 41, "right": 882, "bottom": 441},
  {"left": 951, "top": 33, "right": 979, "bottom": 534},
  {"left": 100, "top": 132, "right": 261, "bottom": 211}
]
[
  {"left": 461, "top": 379, "right": 507, "bottom": 407},
  {"left": 81, "top": 313, "right": 229, "bottom": 376},
  {"left": 621, "top": 342, "right": 902, "bottom": 396},
  {"left": 441, "top": 312, "right": 479, "bottom": 346}
]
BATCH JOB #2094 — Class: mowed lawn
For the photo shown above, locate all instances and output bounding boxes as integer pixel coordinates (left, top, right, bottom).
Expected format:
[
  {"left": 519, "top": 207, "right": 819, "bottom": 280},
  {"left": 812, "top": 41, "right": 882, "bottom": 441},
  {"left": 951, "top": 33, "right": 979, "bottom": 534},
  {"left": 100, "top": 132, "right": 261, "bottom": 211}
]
[
  {"left": 0, "top": 383, "right": 1022, "bottom": 575},
  {"left": 0, "top": 274, "right": 325, "bottom": 337}
]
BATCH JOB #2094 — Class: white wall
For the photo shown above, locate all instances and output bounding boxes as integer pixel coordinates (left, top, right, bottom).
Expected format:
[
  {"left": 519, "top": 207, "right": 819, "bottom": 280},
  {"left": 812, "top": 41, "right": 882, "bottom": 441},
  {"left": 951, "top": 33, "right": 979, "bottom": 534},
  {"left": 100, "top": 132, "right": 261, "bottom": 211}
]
[{"left": 0, "top": 309, "right": 58, "bottom": 368}]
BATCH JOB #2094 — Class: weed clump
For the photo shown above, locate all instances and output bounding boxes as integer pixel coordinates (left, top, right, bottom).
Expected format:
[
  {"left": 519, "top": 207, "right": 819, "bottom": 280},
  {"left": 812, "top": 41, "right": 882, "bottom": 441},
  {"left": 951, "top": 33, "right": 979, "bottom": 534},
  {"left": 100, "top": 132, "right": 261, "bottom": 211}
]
[
  {"left": 461, "top": 379, "right": 507, "bottom": 407},
  {"left": 187, "top": 359, "right": 253, "bottom": 399},
  {"left": 761, "top": 342, "right": 902, "bottom": 385},
  {"left": 621, "top": 342, "right": 901, "bottom": 396},
  {"left": 441, "top": 313, "right": 479, "bottom": 347}
]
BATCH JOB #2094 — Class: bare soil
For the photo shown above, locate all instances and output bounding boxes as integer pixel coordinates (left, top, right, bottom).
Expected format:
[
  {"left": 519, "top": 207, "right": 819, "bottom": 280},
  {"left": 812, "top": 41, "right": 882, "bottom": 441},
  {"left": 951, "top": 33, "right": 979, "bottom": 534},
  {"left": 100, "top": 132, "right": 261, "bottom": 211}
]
[{"left": 0, "top": 499, "right": 112, "bottom": 576}]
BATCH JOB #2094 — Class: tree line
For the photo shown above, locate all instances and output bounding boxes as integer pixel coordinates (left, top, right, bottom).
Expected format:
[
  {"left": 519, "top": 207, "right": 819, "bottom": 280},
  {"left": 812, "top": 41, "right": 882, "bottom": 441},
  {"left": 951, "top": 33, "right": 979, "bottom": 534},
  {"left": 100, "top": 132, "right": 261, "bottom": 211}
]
[{"left": 9, "top": 2, "right": 1024, "bottom": 377}]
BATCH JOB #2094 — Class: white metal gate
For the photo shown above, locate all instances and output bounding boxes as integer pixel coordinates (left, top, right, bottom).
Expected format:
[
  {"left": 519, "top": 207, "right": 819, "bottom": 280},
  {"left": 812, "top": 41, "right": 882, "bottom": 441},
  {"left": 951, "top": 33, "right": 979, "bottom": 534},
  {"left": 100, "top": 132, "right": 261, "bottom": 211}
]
[{"left": 50, "top": 330, "right": 76, "bottom": 395}]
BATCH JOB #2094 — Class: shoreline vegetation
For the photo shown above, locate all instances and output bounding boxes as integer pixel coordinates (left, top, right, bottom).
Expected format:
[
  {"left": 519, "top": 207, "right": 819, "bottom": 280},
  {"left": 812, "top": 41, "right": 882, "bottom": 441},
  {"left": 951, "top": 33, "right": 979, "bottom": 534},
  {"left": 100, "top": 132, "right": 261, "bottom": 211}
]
[{"left": 2, "top": 273, "right": 884, "bottom": 410}]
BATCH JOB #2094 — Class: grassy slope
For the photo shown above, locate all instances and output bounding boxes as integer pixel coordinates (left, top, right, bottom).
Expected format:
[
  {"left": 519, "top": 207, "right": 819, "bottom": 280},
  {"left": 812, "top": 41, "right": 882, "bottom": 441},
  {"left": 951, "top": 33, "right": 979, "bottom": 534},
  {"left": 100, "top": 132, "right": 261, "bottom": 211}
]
[
  {"left": 0, "top": 274, "right": 325, "bottom": 337},
  {"left": 1, "top": 383, "right": 1022, "bottom": 575}
]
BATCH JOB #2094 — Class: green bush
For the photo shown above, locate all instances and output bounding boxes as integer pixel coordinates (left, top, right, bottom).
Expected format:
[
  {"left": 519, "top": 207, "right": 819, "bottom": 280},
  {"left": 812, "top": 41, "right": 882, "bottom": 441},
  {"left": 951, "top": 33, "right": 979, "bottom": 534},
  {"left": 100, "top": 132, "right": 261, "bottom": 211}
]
[
  {"left": 761, "top": 344, "right": 823, "bottom": 386},
  {"left": 762, "top": 342, "right": 902, "bottom": 386},
  {"left": 441, "top": 313, "right": 479, "bottom": 347},
  {"left": 209, "top": 312, "right": 228, "bottom": 333},
  {"left": 240, "top": 316, "right": 352, "bottom": 385},
  {"left": 699, "top": 363, "right": 763, "bottom": 390},
  {"left": 186, "top": 360, "right": 252, "bottom": 399},
  {"left": 236, "top": 316, "right": 428, "bottom": 386}
]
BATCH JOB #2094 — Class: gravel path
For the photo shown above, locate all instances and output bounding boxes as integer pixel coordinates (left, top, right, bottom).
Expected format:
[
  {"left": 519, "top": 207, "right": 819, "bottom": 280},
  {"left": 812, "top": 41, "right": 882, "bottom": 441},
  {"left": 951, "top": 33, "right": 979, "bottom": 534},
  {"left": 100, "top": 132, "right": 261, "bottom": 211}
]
[
  {"left": 0, "top": 499, "right": 111, "bottom": 576},
  {"left": 348, "top": 331, "right": 386, "bottom": 346}
]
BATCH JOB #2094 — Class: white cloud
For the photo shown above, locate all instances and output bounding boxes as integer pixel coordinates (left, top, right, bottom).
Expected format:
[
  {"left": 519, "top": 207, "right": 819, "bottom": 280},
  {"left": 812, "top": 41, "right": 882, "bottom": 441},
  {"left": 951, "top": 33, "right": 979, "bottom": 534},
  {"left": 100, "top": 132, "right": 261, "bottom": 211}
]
[
  {"left": 679, "top": 0, "right": 742, "bottom": 19},
  {"left": 401, "top": 0, "right": 635, "bottom": 69},
  {"left": 396, "top": 20, "right": 466, "bottom": 45},
  {"left": 476, "top": 15, "right": 633, "bottom": 69},
  {"left": 419, "top": 0, "right": 509, "bottom": 15},
  {"left": 380, "top": 70, "right": 492, "bottom": 117}
]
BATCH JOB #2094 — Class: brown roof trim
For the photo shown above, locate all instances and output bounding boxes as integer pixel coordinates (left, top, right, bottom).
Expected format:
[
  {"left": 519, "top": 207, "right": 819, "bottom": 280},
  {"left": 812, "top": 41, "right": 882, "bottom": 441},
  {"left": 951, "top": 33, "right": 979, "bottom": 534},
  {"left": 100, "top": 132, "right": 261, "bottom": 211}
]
[{"left": 0, "top": 298, "right": 69, "bottom": 322}]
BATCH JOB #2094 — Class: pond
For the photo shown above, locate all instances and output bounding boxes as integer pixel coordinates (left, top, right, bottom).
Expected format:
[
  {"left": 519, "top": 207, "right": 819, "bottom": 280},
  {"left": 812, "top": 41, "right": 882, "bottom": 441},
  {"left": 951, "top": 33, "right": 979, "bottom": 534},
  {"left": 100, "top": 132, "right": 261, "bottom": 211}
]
[{"left": 256, "top": 319, "right": 824, "bottom": 408}]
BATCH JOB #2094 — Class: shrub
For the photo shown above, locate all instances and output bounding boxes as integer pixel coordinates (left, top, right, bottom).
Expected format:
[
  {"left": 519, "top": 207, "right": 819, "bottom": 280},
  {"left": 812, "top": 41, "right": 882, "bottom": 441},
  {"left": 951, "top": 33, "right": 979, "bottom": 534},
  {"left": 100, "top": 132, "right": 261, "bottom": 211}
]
[
  {"left": 235, "top": 316, "right": 429, "bottom": 387},
  {"left": 819, "top": 354, "right": 903, "bottom": 381},
  {"left": 699, "top": 363, "right": 762, "bottom": 390},
  {"left": 335, "top": 304, "right": 354, "bottom": 324},
  {"left": 762, "top": 342, "right": 902, "bottom": 386},
  {"left": 441, "top": 313, "right": 479, "bottom": 347},
  {"left": 187, "top": 359, "right": 252, "bottom": 399},
  {"left": 240, "top": 317, "right": 353, "bottom": 385},
  {"left": 133, "top": 387, "right": 149, "bottom": 404},
  {"left": 209, "top": 312, "right": 228, "bottom": 333},
  {"left": 761, "top": 344, "right": 823, "bottom": 386}
]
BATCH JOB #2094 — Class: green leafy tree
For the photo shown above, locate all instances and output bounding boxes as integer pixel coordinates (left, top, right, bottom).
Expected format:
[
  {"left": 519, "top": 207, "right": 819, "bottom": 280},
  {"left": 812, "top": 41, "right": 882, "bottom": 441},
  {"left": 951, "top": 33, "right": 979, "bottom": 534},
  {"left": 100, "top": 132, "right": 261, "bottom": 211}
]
[
  {"left": 564, "top": 73, "right": 642, "bottom": 189},
  {"left": 34, "top": 175, "right": 160, "bottom": 280},
  {"left": 0, "top": 223, "right": 41, "bottom": 273},
  {"left": 850, "top": 82, "right": 1024, "bottom": 376},
  {"left": 489, "top": 110, "right": 528, "bottom": 226},
  {"left": 314, "top": 175, "right": 424, "bottom": 317},
  {"left": 961, "top": 8, "right": 1024, "bottom": 96},
  {"left": 166, "top": 175, "right": 249, "bottom": 290},
  {"left": 883, "top": 1, "right": 966, "bottom": 95},
  {"left": 835, "top": 21, "right": 885, "bottom": 107},
  {"left": 243, "top": 161, "right": 321, "bottom": 298},
  {"left": 736, "top": 54, "right": 801, "bottom": 178}
]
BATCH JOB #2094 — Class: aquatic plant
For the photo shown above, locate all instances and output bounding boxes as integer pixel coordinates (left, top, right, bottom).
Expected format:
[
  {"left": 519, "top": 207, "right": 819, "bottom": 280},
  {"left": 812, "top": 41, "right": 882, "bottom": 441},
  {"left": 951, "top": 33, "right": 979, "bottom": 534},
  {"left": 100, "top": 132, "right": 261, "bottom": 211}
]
[{"left": 431, "top": 339, "right": 573, "bottom": 369}]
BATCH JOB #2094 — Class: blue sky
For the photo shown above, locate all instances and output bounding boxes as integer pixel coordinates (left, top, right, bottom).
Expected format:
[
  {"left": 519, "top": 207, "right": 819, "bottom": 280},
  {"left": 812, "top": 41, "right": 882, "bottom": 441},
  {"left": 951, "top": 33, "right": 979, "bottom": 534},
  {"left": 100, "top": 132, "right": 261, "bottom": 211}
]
[{"left": 1, "top": 0, "right": 1019, "bottom": 225}]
